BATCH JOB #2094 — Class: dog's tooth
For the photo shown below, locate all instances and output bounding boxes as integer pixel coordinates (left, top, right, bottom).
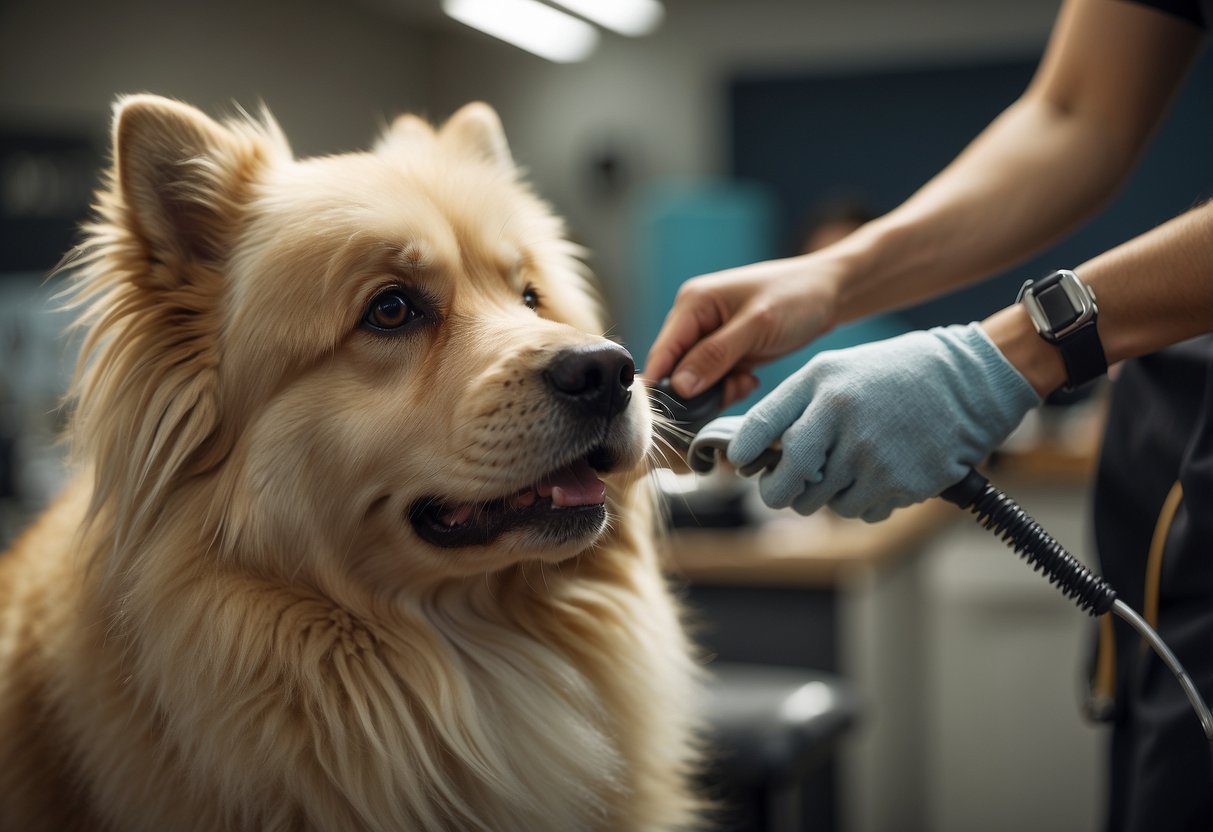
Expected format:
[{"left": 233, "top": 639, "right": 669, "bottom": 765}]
[
  {"left": 514, "top": 490, "right": 536, "bottom": 508},
  {"left": 443, "top": 504, "right": 474, "bottom": 526}
]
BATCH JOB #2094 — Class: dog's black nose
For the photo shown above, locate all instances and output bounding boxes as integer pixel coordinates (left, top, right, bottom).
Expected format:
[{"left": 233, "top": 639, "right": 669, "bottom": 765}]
[{"left": 544, "top": 343, "right": 635, "bottom": 420}]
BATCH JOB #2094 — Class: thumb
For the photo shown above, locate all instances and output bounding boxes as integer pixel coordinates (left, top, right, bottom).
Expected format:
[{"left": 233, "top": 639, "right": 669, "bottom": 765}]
[{"left": 671, "top": 314, "right": 760, "bottom": 398}]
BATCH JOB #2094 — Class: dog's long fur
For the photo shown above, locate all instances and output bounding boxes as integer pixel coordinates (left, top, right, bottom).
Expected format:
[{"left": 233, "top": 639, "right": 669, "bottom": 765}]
[{"left": 0, "top": 97, "right": 700, "bottom": 831}]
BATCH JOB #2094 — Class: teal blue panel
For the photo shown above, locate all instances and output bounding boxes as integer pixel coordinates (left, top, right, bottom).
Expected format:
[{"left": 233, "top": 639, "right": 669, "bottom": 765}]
[
  {"left": 629, "top": 180, "right": 777, "bottom": 356},
  {"left": 628, "top": 178, "right": 912, "bottom": 415}
]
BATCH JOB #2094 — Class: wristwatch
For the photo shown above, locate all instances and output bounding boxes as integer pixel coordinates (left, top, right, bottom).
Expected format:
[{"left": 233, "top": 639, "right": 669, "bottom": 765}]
[{"left": 1016, "top": 269, "right": 1107, "bottom": 391}]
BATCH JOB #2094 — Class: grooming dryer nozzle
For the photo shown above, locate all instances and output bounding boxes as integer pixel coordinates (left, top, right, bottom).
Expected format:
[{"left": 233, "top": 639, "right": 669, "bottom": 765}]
[
  {"left": 649, "top": 378, "right": 780, "bottom": 475},
  {"left": 683, "top": 416, "right": 781, "bottom": 476},
  {"left": 649, "top": 377, "right": 726, "bottom": 437}
]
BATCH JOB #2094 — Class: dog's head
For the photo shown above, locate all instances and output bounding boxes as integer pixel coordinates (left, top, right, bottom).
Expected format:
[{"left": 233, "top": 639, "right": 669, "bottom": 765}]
[{"left": 72, "top": 96, "right": 653, "bottom": 588}]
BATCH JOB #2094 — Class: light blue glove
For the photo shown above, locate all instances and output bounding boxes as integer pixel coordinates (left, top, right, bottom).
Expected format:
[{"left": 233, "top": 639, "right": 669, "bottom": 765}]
[{"left": 720, "top": 323, "right": 1041, "bottom": 522}]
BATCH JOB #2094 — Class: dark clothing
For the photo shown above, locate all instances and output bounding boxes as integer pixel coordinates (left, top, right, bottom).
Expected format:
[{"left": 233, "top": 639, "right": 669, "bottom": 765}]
[
  {"left": 1131, "top": 0, "right": 1213, "bottom": 29},
  {"left": 1097, "top": 8, "right": 1213, "bottom": 831},
  {"left": 1094, "top": 335, "right": 1213, "bottom": 831}
]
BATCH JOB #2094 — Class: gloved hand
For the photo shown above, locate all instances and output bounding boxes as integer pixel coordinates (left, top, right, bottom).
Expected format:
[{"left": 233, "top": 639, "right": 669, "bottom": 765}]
[{"left": 720, "top": 323, "right": 1041, "bottom": 522}]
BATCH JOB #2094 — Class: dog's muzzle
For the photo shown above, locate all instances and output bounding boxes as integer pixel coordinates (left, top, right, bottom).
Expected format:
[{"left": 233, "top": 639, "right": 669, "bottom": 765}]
[{"left": 543, "top": 343, "right": 634, "bottom": 422}]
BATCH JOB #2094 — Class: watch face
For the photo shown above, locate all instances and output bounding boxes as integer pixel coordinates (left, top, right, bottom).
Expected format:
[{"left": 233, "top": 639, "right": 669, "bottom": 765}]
[{"left": 1037, "top": 283, "right": 1080, "bottom": 330}]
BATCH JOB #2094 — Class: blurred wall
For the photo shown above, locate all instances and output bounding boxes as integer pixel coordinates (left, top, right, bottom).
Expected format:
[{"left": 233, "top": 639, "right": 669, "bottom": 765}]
[
  {"left": 0, "top": 5, "right": 1153, "bottom": 828},
  {"left": 0, "top": 0, "right": 430, "bottom": 158},
  {"left": 0, "top": 0, "right": 434, "bottom": 536},
  {"left": 425, "top": 0, "right": 1062, "bottom": 347},
  {"left": 731, "top": 52, "right": 1213, "bottom": 330}
]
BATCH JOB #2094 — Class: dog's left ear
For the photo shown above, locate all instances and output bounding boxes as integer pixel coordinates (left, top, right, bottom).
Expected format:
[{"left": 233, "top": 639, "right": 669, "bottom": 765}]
[
  {"left": 114, "top": 94, "right": 259, "bottom": 265},
  {"left": 439, "top": 102, "right": 513, "bottom": 170}
]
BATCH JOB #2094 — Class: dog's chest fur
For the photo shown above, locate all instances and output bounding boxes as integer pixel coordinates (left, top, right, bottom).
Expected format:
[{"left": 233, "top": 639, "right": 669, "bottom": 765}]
[{"left": 0, "top": 483, "right": 695, "bottom": 832}]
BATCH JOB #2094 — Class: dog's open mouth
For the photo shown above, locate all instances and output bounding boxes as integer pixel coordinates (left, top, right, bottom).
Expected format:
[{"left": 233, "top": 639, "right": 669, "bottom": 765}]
[{"left": 409, "top": 449, "right": 612, "bottom": 548}]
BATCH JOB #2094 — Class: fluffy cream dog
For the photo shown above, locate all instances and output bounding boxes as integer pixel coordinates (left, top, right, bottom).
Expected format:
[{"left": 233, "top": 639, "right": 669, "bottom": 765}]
[{"left": 0, "top": 95, "right": 700, "bottom": 831}]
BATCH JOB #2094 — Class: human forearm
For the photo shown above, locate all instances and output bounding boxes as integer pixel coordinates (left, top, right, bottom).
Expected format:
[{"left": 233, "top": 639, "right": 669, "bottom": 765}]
[
  {"left": 984, "top": 199, "right": 1213, "bottom": 397},
  {"left": 645, "top": 0, "right": 1201, "bottom": 402},
  {"left": 823, "top": 0, "right": 1201, "bottom": 325},
  {"left": 829, "top": 97, "right": 1129, "bottom": 322}
]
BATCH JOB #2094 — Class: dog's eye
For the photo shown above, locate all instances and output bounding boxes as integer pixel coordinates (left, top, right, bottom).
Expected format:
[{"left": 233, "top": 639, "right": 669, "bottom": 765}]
[
  {"left": 522, "top": 284, "right": 540, "bottom": 311},
  {"left": 364, "top": 289, "right": 420, "bottom": 332}
]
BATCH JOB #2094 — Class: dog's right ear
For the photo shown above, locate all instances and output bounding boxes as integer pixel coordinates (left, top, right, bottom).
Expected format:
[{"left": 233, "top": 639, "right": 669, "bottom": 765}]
[
  {"left": 376, "top": 113, "right": 436, "bottom": 154},
  {"left": 439, "top": 102, "right": 513, "bottom": 171},
  {"left": 114, "top": 95, "right": 254, "bottom": 265}
]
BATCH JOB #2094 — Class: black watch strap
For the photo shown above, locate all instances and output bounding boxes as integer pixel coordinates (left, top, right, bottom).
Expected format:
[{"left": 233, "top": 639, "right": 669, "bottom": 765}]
[
  {"left": 1057, "top": 321, "right": 1107, "bottom": 391},
  {"left": 1018, "top": 270, "right": 1107, "bottom": 391}
]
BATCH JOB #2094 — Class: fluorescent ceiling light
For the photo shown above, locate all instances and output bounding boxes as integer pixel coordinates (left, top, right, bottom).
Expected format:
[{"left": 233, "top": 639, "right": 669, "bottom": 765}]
[
  {"left": 442, "top": 0, "right": 599, "bottom": 63},
  {"left": 547, "top": 0, "right": 665, "bottom": 36}
]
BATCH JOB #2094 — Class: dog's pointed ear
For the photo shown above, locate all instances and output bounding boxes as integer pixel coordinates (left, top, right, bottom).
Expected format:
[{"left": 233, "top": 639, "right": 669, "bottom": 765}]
[
  {"left": 114, "top": 94, "right": 252, "bottom": 264},
  {"left": 386, "top": 113, "right": 435, "bottom": 143},
  {"left": 439, "top": 102, "right": 513, "bottom": 170},
  {"left": 375, "top": 112, "right": 435, "bottom": 154}
]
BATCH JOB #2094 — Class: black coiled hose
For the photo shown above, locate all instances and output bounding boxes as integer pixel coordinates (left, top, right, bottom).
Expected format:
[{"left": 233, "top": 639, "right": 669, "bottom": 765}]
[
  {"left": 658, "top": 375, "right": 1213, "bottom": 745},
  {"left": 940, "top": 468, "right": 1117, "bottom": 616},
  {"left": 942, "top": 467, "right": 1213, "bottom": 741}
]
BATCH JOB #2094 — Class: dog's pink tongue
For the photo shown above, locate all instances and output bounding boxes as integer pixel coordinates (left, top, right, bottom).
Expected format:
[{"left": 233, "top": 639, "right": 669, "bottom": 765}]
[{"left": 539, "top": 458, "right": 606, "bottom": 508}]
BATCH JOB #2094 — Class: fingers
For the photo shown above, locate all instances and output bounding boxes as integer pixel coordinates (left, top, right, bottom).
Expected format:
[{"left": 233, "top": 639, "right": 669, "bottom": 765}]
[
  {"left": 757, "top": 415, "right": 832, "bottom": 509},
  {"left": 725, "top": 362, "right": 821, "bottom": 467},
  {"left": 825, "top": 480, "right": 872, "bottom": 519},
  {"left": 833, "top": 485, "right": 899, "bottom": 522},
  {"left": 722, "top": 372, "right": 761, "bottom": 408},
  {"left": 725, "top": 408, "right": 783, "bottom": 470},
  {"left": 762, "top": 454, "right": 828, "bottom": 510},
  {"left": 789, "top": 475, "right": 845, "bottom": 516},
  {"left": 644, "top": 291, "right": 722, "bottom": 384},
  {"left": 860, "top": 502, "right": 897, "bottom": 524},
  {"left": 671, "top": 313, "right": 763, "bottom": 398}
]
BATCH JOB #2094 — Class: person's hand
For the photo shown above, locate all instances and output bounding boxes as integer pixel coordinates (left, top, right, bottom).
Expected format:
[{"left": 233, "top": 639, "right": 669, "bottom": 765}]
[
  {"left": 644, "top": 254, "right": 845, "bottom": 406},
  {"left": 719, "top": 323, "right": 1041, "bottom": 522}
]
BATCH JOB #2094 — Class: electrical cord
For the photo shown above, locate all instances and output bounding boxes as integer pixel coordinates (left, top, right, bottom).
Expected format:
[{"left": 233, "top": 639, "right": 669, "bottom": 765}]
[
  {"left": 940, "top": 470, "right": 1117, "bottom": 615},
  {"left": 942, "top": 468, "right": 1213, "bottom": 743},
  {"left": 654, "top": 380, "right": 1213, "bottom": 745}
]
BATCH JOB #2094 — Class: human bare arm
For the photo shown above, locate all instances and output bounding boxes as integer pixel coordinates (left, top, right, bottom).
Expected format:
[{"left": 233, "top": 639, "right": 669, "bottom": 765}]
[
  {"left": 647, "top": 0, "right": 1203, "bottom": 401},
  {"left": 986, "top": 196, "right": 1213, "bottom": 397}
]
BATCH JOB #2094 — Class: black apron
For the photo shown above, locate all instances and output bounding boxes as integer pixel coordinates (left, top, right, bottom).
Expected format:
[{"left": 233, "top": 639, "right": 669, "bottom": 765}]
[
  {"left": 1093, "top": 335, "right": 1213, "bottom": 831},
  {"left": 1098, "top": 3, "right": 1213, "bottom": 829}
]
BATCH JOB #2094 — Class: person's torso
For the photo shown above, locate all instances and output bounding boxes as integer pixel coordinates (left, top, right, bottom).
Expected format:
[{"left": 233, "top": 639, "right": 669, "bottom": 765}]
[
  {"left": 1095, "top": 335, "right": 1213, "bottom": 609},
  {"left": 1128, "top": 0, "right": 1213, "bottom": 31}
]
